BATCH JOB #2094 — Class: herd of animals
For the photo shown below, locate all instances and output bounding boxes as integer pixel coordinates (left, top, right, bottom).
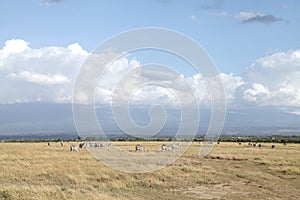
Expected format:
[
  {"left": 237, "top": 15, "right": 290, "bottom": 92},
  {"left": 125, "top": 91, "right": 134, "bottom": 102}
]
[{"left": 46, "top": 141, "right": 278, "bottom": 152}]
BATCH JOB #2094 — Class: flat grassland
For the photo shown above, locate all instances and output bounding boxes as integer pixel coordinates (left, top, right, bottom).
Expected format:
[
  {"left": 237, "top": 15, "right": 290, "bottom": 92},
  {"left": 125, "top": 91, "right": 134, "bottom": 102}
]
[{"left": 0, "top": 142, "right": 299, "bottom": 200}]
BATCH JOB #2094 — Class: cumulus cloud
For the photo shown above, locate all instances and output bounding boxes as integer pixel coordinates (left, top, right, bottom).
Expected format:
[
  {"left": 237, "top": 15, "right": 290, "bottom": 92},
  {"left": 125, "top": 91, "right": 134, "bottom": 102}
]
[
  {"left": 243, "top": 50, "right": 300, "bottom": 107},
  {"left": 67, "top": 43, "right": 88, "bottom": 56},
  {"left": 183, "top": 72, "right": 244, "bottom": 107},
  {"left": 0, "top": 39, "right": 87, "bottom": 104},
  {"left": 95, "top": 62, "right": 198, "bottom": 107},
  {"left": 235, "top": 12, "right": 286, "bottom": 24},
  {"left": 0, "top": 39, "right": 244, "bottom": 107},
  {"left": 220, "top": 73, "right": 245, "bottom": 100},
  {"left": 1, "top": 39, "right": 299, "bottom": 113},
  {"left": 2, "top": 39, "right": 30, "bottom": 54},
  {"left": 101, "top": 66, "right": 243, "bottom": 107}
]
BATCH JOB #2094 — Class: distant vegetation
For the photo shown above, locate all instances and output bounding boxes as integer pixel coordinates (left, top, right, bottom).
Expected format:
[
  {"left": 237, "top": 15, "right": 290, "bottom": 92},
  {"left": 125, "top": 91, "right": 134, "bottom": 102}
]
[{"left": 1, "top": 135, "right": 300, "bottom": 143}]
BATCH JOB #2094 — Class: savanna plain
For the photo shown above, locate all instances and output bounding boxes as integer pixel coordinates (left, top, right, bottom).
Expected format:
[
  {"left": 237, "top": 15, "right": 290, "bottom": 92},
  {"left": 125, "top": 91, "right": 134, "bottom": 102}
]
[{"left": 0, "top": 141, "right": 299, "bottom": 200}]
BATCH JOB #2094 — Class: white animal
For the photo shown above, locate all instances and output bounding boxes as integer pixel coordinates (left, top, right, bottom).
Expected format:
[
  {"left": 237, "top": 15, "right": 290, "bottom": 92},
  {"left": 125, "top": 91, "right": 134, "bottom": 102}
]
[
  {"left": 161, "top": 143, "right": 180, "bottom": 152},
  {"left": 135, "top": 144, "right": 146, "bottom": 152},
  {"left": 70, "top": 145, "right": 79, "bottom": 152}
]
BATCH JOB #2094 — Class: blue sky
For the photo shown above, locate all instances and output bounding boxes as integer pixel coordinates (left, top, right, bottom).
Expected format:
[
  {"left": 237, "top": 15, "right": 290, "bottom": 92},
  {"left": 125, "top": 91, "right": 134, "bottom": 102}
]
[
  {"left": 0, "top": 0, "right": 300, "bottom": 136},
  {"left": 1, "top": 0, "right": 299, "bottom": 74}
]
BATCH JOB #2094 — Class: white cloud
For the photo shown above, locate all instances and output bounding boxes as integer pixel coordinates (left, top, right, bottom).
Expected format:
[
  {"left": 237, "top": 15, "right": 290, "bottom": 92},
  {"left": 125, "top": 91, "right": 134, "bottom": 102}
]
[
  {"left": 2, "top": 39, "right": 30, "bottom": 54},
  {"left": 220, "top": 73, "right": 244, "bottom": 100},
  {"left": 96, "top": 63, "right": 197, "bottom": 107},
  {"left": 244, "top": 83, "right": 270, "bottom": 102},
  {"left": 8, "top": 71, "right": 70, "bottom": 85},
  {"left": 186, "top": 73, "right": 243, "bottom": 105},
  {"left": 67, "top": 43, "right": 89, "bottom": 56},
  {"left": 0, "top": 39, "right": 87, "bottom": 104},
  {"left": 234, "top": 12, "right": 261, "bottom": 20},
  {"left": 94, "top": 56, "right": 141, "bottom": 104},
  {"left": 243, "top": 50, "right": 300, "bottom": 107},
  {"left": 256, "top": 50, "right": 300, "bottom": 69},
  {"left": 0, "top": 39, "right": 245, "bottom": 107},
  {"left": 1, "top": 39, "right": 299, "bottom": 112}
]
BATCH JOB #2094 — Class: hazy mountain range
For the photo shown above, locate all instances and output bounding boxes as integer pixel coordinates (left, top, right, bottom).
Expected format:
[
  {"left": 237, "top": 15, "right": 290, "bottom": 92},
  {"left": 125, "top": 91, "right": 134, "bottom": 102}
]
[{"left": 0, "top": 103, "right": 299, "bottom": 139}]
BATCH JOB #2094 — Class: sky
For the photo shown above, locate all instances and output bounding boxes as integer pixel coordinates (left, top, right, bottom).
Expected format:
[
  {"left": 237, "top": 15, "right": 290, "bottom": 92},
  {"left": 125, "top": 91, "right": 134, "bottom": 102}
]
[
  {"left": 0, "top": 0, "right": 300, "bottom": 135},
  {"left": 1, "top": 0, "right": 300, "bottom": 74}
]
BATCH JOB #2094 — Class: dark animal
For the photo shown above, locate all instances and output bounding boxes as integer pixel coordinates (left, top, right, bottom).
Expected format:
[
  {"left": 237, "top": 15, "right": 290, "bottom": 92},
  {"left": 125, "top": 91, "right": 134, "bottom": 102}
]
[{"left": 79, "top": 143, "right": 85, "bottom": 148}]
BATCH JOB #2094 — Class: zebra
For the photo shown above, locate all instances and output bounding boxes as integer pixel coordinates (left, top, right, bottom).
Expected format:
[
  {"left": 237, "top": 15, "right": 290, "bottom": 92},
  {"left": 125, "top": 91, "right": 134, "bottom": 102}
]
[
  {"left": 135, "top": 144, "right": 146, "bottom": 152},
  {"left": 70, "top": 145, "right": 79, "bottom": 152},
  {"left": 162, "top": 144, "right": 174, "bottom": 152},
  {"left": 162, "top": 143, "right": 181, "bottom": 152},
  {"left": 79, "top": 142, "right": 85, "bottom": 148},
  {"left": 96, "top": 143, "right": 104, "bottom": 148},
  {"left": 86, "top": 142, "right": 104, "bottom": 148}
]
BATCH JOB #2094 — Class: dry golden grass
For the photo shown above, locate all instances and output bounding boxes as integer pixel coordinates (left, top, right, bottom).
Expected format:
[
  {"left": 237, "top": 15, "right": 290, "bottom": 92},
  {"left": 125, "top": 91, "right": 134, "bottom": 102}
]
[{"left": 0, "top": 141, "right": 299, "bottom": 200}]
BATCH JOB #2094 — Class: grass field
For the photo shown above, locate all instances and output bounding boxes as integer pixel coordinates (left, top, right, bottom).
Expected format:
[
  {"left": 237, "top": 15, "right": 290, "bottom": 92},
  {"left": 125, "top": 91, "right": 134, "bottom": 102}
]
[{"left": 0, "top": 142, "right": 299, "bottom": 200}]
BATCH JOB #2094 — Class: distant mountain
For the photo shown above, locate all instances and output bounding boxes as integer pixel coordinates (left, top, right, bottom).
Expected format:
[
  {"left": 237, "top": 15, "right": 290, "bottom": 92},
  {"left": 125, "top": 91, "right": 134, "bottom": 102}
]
[{"left": 0, "top": 103, "right": 299, "bottom": 138}]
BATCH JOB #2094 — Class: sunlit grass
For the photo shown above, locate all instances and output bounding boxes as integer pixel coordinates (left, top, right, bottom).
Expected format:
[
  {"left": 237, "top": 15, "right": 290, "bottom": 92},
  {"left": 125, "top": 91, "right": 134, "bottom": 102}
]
[{"left": 0, "top": 142, "right": 299, "bottom": 199}]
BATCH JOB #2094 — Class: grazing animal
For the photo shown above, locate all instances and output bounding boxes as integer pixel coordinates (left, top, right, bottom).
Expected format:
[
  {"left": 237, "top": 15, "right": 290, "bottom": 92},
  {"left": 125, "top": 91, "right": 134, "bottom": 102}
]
[
  {"left": 84, "top": 142, "right": 105, "bottom": 148},
  {"left": 96, "top": 143, "right": 104, "bottom": 148},
  {"left": 48, "top": 142, "right": 51, "bottom": 146},
  {"left": 79, "top": 143, "right": 85, "bottom": 148},
  {"left": 161, "top": 143, "right": 180, "bottom": 152},
  {"left": 70, "top": 145, "right": 79, "bottom": 152},
  {"left": 239, "top": 142, "right": 242, "bottom": 145},
  {"left": 258, "top": 144, "right": 262, "bottom": 148},
  {"left": 61, "top": 141, "right": 64, "bottom": 146},
  {"left": 271, "top": 145, "right": 275, "bottom": 149},
  {"left": 161, "top": 144, "right": 169, "bottom": 152},
  {"left": 135, "top": 144, "right": 146, "bottom": 152}
]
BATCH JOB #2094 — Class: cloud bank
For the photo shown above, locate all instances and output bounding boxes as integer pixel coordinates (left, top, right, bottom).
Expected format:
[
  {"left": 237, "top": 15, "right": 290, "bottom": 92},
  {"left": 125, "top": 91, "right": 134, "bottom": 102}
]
[{"left": 0, "top": 39, "right": 299, "bottom": 114}]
